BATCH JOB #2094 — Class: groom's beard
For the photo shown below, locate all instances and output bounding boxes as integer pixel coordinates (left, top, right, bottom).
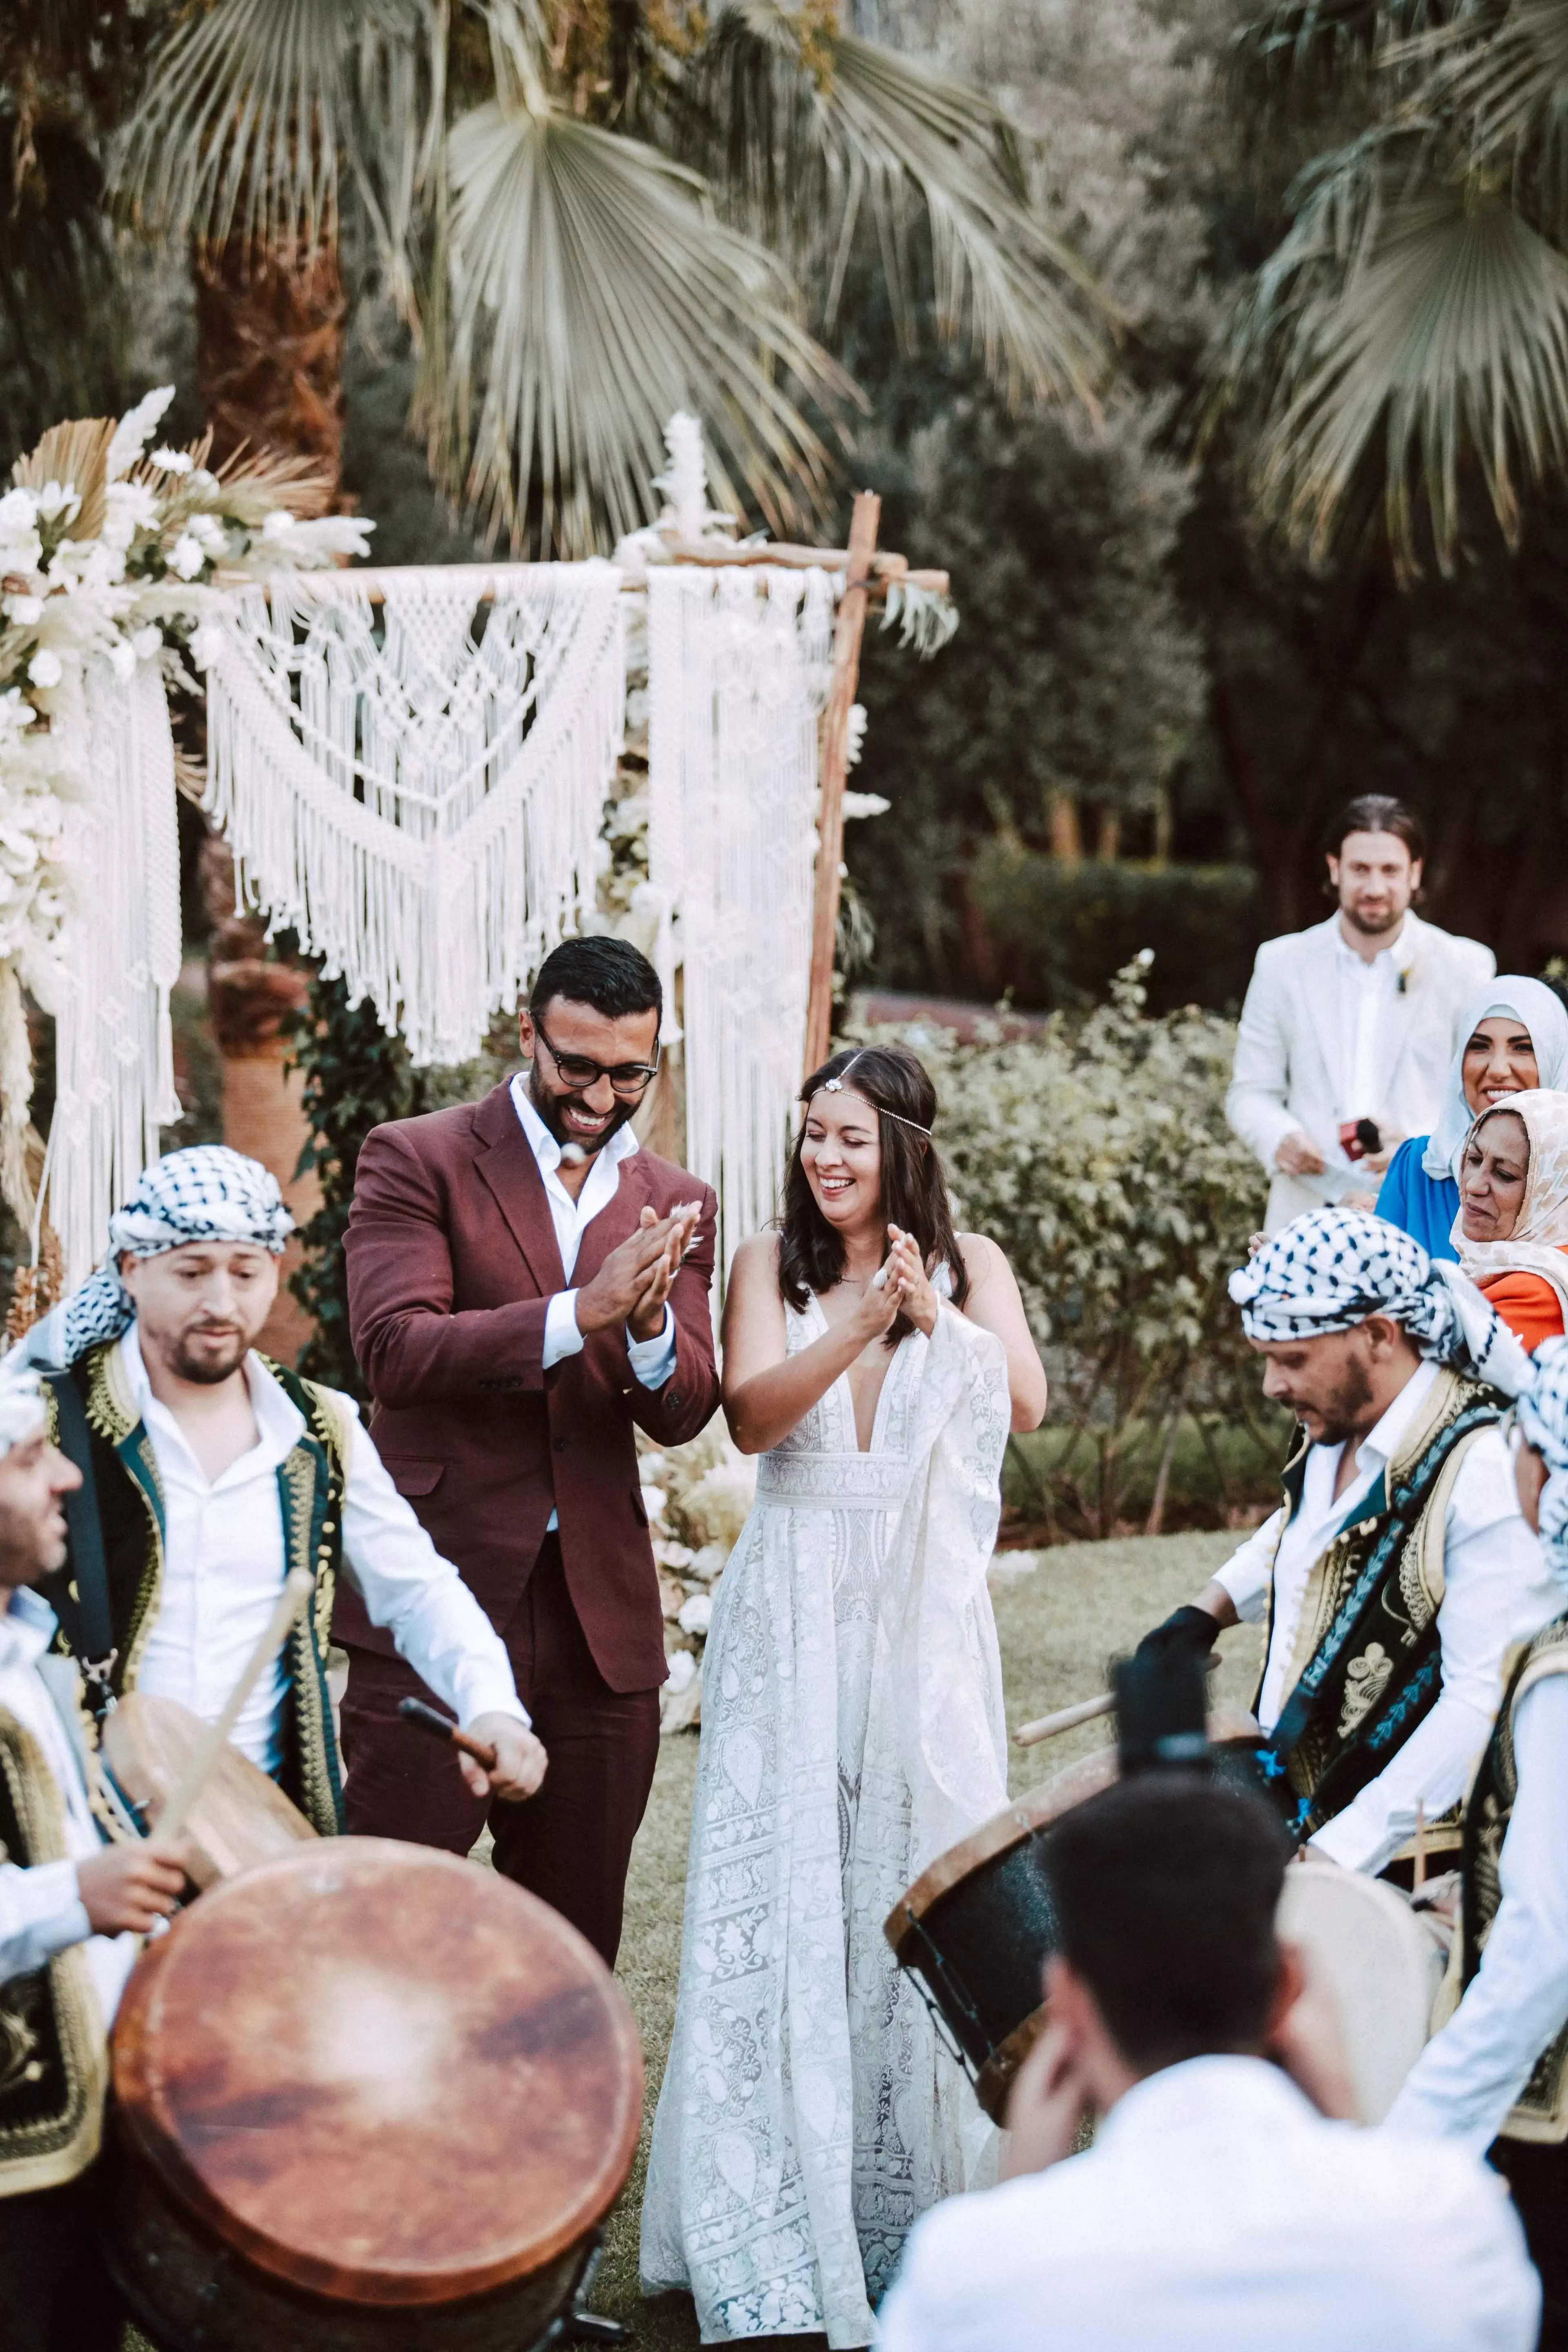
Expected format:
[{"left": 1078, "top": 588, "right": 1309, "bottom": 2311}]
[{"left": 528, "top": 1067, "right": 635, "bottom": 1159}]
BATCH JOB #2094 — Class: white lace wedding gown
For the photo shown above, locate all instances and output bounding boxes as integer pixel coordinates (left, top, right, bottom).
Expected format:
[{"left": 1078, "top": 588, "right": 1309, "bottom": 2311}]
[{"left": 640, "top": 1276, "right": 1012, "bottom": 2345}]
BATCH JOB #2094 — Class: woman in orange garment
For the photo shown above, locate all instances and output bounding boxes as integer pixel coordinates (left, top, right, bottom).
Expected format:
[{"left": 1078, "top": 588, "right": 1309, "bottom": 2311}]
[{"left": 1455, "top": 1090, "right": 1568, "bottom": 1349}]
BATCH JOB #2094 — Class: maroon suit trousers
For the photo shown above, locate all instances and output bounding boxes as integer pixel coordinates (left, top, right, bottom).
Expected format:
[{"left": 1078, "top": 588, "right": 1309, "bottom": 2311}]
[{"left": 339, "top": 1535, "right": 661, "bottom": 1967}]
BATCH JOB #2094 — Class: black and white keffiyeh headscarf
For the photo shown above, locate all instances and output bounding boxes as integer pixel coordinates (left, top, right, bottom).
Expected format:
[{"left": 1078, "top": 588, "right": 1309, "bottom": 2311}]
[
  {"left": 8, "top": 1146, "right": 294, "bottom": 1375},
  {"left": 1517, "top": 1336, "right": 1568, "bottom": 1594},
  {"left": 1229, "top": 1206, "right": 1532, "bottom": 1397}
]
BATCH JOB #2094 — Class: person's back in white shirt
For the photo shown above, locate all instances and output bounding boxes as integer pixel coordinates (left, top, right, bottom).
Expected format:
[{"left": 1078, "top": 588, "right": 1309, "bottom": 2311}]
[{"left": 879, "top": 2056, "right": 1534, "bottom": 2352}]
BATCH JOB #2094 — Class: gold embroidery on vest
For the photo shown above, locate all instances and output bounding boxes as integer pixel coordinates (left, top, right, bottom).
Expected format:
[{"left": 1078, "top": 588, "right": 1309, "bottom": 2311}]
[
  {"left": 0, "top": 1714, "right": 107, "bottom": 2190},
  {"left": 82, "top": 1341, "right": 167, "bottom": 1700},
  {"left": 1337, "top": 1642, "right": 1394, "bottom": 1739}
]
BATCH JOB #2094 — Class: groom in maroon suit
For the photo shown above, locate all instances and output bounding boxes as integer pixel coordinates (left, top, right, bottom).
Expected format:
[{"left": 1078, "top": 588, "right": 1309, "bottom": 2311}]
[{"left": 337, "top": 935, "right": 720, "bottom": 1963}]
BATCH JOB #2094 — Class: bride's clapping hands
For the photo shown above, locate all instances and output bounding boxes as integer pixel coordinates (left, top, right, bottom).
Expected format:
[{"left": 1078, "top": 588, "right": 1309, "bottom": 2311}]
[{"left": 884, "top": 1225, "right": 939, "bottom": 1336}]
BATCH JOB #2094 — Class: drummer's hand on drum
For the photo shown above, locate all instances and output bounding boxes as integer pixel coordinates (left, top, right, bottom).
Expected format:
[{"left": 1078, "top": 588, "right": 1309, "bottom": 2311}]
[
  {"left": 77, "top": 1840, "right": 189, "bottom": 1934},
  {"left": 999, "top": 2017, "right": 1089, "bottom": 2181},
  {"left": 461, "top": 1714, "right": 548, "bottom": 1802}
]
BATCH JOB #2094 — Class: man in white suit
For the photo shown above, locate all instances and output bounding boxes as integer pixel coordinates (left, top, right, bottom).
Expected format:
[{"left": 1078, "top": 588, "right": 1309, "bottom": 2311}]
[{"left": 1227, "top": 796, "right": 1494, "bottom": 1231}]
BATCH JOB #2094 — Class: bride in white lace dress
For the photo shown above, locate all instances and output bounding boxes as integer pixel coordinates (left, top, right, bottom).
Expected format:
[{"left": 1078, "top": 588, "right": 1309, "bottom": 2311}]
[{"left": 641, "top": 1044, "right": 1048, "bottom": 2345}]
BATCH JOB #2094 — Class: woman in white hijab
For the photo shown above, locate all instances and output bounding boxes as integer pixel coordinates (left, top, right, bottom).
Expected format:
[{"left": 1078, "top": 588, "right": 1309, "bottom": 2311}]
[
  {"left": 1378, "top": 978, "right": 1568, "bottom": 1262},
  {"left": 1456, "top": 1089, "right": 1568, "bottom": 1351}
]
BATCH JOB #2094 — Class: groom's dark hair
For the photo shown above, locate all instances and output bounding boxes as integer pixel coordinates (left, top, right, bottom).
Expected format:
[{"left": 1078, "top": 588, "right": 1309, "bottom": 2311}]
[
  {"left": 1044, "top": 1778, "right": 1290, "bottom": 2074},
  {"left": 530, "top": 935, "right": 662, "bottom": 1026}
]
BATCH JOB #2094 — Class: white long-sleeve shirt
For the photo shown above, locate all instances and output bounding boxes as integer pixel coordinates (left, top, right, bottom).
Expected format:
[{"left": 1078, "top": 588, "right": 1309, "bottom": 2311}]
[
  {"left": 123, "top": 1323, "right": 529, "bottom": 1770},
  {"left": 877, "top": 2056, "right": 1537, "bottom": 2352},
  {"left": 0, "top": 1588, "right": 136, "bottom": 2025},
  {"left": 510, "top": 1076, "right": 677, "bottom": 1532},
  {"left": 1388, "top": 1666, "right": 1568, "bottom": 2155},
  {"left": 1215, "top": 1359, "right": 1555, "bottom": 1873}
]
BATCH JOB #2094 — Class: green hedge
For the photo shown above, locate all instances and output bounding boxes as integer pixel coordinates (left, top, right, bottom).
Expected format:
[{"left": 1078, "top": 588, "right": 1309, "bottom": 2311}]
[{"left": 969, "top": 846, "right": 1263, "bottom": 1013}]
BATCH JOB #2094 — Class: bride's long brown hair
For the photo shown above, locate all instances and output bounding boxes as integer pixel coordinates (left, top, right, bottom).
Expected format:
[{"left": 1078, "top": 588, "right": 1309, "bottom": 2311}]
[{"left": 777, "top": 1044, "right": 968, "bottom": 1345}]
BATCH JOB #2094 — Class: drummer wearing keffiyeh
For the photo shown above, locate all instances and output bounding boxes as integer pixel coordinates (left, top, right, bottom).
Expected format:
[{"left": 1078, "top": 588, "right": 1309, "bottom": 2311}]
[
  {"left": 6, "top": 1146, "right": 546, "bottom": 1833},
  {"left": 1138, "top": 1207, "right": 1557, "bottom": 1875}
]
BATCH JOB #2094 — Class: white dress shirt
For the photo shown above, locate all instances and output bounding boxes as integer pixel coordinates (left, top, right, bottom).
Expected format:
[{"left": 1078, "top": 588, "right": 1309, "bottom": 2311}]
[
  {"left": 125, "top": 1323, "right": 528, "bottom": 1771},
  {"left": 878, "top": 2056, "right": 1536, "bottom": 2352},
  {"left": 1215, "top": 1360, "right": 1555, "bottom": 1872},
  {"left": 510, "top": 1075, "right": 677, "bottom": 1533},
  {"left": 1335, "top": 920, "right": 1417, "bottom": 1127},
  {"left": 0, "top": 1588, "right": 136, "bottom": 2025},
  {"left": 1388, "top": 1667, "right": 1568, "bottom": 2155}
]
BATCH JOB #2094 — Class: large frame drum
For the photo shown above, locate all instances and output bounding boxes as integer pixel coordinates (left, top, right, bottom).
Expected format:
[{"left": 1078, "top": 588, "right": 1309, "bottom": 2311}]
[{"left": 108, "top": 1839, "right": 644, "bottom": 2352}]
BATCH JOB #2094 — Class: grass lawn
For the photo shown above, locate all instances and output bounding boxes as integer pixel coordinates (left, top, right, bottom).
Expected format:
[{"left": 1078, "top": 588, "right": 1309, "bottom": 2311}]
[{"left": 596, "top": 1528, "right": 1266, "bottom": 2346}]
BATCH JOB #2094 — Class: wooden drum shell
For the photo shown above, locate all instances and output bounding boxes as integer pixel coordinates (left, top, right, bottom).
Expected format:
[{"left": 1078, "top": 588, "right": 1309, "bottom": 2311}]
[{"left": 106, "top": 2152, "right": 590, "bottom": 2352}]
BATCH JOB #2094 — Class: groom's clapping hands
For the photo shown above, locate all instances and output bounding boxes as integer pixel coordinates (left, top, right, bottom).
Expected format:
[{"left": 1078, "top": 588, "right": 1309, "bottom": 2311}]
[{"left": 575, "top": 1203, "right": 701, "bottom": 1341}]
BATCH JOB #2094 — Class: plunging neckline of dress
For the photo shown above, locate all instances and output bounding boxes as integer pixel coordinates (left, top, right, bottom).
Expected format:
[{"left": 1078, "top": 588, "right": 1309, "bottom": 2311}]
[{"left": 802, "top": 1286, "right": 903, "bottom": 1456}]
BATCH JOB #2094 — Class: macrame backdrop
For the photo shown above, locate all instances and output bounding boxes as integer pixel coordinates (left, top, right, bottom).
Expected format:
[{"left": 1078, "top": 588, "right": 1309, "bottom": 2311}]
[
  {"left": 203, "top": 563, "right": 625, "bottom": 1066},
  {"left": 648, "top": 565, "right": 836, "bottom": 1280},
  {"left": 42, "top": 659, "right": 183, "bottom": 1287}
]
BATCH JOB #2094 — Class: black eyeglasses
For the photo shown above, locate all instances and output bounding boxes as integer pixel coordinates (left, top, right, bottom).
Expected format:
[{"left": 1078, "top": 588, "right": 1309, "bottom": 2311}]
[{"left": 534, "top": 1016, "right": 661, "bottom": 1098}]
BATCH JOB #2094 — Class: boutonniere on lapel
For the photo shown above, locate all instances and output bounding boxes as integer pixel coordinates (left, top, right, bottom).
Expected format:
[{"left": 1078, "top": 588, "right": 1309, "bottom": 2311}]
[{"left": 1396, "top": 955, "right": 1420, "bottom": 996}]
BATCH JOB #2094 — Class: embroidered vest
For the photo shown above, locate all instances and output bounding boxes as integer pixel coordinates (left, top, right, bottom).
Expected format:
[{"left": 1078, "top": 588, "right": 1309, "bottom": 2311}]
[
  {"left": 1255, "top": 1369, "right": 1506, "bottom": 1847},
  {"left": 40, "top": 1340, "right": 348, "bottom": 1836},
  {"left": 0, "top": 1710, "right": 108, "bottom": 2194},
  {"left": 1454, "top": 1613, "right": 1568, "bottom": 2144}
]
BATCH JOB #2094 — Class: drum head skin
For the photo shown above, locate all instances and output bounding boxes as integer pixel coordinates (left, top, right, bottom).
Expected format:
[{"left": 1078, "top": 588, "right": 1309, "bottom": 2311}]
[
  {"left": 112, "top": 1839, "right": 644, "bottom": 2306},
  {"left": 1277, "top": 1860, "right": 1441, "bottom": 2124}
]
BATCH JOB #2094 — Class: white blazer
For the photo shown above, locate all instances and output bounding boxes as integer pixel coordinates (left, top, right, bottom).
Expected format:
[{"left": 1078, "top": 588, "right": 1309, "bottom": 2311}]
[{"left": 1227, "top": 911, "right": 1494, "bottom": 1230}]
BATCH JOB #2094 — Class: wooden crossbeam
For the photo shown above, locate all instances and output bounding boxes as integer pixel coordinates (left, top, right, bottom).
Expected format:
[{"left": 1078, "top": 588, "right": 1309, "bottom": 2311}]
[{"left": 265, "top": 544, "right": 945, "bottom": 601}]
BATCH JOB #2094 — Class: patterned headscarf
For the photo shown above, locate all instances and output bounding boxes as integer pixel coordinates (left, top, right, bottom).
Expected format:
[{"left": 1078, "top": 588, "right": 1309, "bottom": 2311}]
[
  {"left": 1516, "top": 1335, "right": 1568, "bottom": 1593},
  {"left": 1230, "top": 1206, "right": 1532, "bottom": 1396},
  {"left": 9, "top": 1146, "right": 294, "bottom": 1374},
  {"left": 1453, "top": 1089, "right": 1568, "bottom": 1326},
  {"left": 1423, "top": 979, "right": 1568, "bottom": 1183},
  {"left": 0, "top": 1369, "right": 46, "bottom": 1456}
]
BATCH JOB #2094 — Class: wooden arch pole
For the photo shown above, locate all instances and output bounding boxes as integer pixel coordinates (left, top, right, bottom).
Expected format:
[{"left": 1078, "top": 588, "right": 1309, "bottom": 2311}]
[{"left": 803, "top": 491, "right": 881, "bottom": 1076}]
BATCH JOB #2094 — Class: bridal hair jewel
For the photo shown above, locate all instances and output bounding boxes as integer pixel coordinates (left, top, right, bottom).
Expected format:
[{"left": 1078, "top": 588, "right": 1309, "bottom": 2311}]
[{"left": 819, "top": 1054, "right": 933, "bottom": 1138}]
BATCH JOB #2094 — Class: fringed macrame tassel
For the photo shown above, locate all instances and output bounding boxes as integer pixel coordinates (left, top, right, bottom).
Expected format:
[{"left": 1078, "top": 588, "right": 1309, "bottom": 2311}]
[
  {"left": 40, "top": 659, "right": 183, "bottom": 1288},
  {"left": 203, "top": 565, "right": 625, "bottom": 1068},
  {"left": 648, "top": 565, "right": 835, "bottom": 1289}
]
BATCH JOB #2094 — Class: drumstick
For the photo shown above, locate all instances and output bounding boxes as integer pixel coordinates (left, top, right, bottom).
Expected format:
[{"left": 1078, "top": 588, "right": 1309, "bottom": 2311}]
[
  {"left": 155, "top": 1568, "right": 315, "bottom": 1842},
  {"left": 398, "top": 1695, "right": 499, "bottom": 1771},
  {"left": 1013, "top": 1654, "right": 1221, "bottom": 1748}
]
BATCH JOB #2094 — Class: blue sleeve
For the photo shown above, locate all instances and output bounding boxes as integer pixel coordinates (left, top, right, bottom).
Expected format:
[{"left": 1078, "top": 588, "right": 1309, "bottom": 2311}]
[
  {"left": 1377, "top": 1138, "right": 1461, "bottom": 1261},
  {"left": 1376, "top": 1137, "right": 1421, "bottom": 1235}
]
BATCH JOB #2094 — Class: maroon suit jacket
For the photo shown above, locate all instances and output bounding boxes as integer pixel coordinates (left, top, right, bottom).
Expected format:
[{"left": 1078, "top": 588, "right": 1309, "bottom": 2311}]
[{"left": 337, "top": 1082, "right": 721, "bottom": 1691}]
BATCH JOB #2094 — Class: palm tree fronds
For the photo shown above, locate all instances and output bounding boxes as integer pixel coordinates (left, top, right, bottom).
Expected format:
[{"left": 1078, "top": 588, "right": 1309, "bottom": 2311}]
[
  {"left": 674, "top": 2, "right": 1108, "bottom": 412},
  {"left": 109, "top": 0, "right": 430, "bottom": 268},
  {"left": 421, "top": 95, "right": 854, "bottom": 555},
  {"left": 1252, "top": 178, "right": 1568, "bottom": 570},
  {"left": 1388, "top": 0, "right": 1568, "bottom": 231}
]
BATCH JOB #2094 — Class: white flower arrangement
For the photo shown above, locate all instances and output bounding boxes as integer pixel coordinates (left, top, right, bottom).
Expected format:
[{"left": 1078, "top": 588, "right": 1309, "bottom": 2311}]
[{"left": 0, "top": 385, "right": 374, "bottom": 1223}]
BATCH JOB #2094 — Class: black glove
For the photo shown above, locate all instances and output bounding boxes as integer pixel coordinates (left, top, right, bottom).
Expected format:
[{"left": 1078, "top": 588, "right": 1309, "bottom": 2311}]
[{"left": 1135, "top": 1604, "right": 1220, "bottom": 1664}]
